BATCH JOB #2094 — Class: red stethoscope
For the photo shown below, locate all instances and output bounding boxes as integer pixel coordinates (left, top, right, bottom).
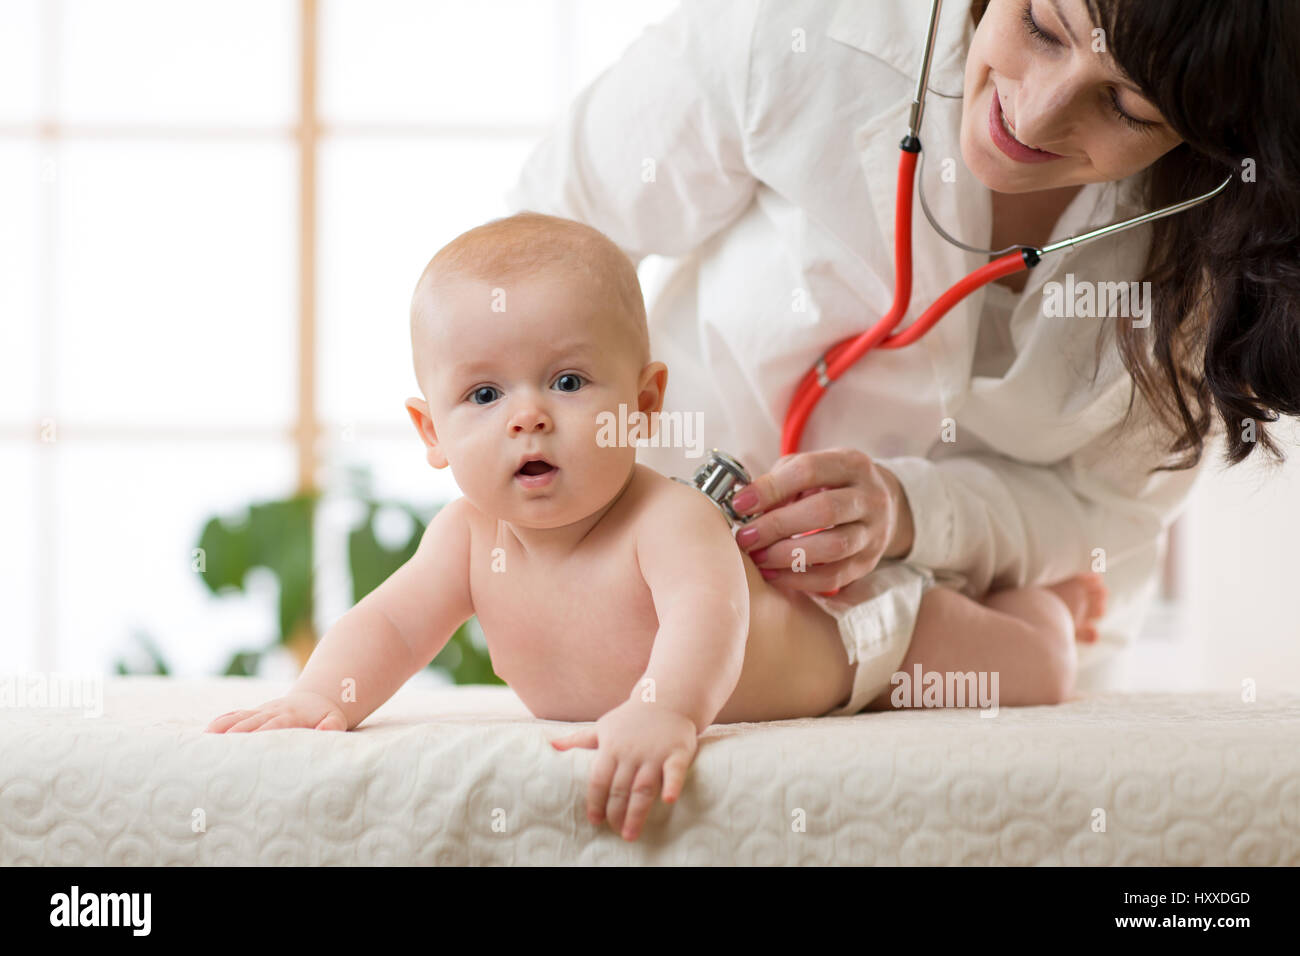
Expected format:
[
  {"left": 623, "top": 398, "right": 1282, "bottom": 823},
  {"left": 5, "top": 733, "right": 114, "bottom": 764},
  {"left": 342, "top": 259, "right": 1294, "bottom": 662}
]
[
  {"left": 771, "top": 0, "right": 1230, "bottom": 593},
  {"left": 782, "top": 0, "right": 1231, "bottom": 456}
]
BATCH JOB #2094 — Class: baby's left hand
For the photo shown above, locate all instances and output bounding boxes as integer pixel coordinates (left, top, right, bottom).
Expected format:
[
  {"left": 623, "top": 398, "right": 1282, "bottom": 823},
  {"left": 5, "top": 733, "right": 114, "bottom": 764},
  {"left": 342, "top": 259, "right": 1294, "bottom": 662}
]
[{"left": 551, "top": 697, "right": 698, "bottom": 841}]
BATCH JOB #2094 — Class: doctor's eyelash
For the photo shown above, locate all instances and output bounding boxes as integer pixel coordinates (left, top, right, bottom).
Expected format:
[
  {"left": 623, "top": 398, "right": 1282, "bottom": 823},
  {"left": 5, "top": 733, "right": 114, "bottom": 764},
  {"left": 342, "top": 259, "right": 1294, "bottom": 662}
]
[
  {"left": 1019, "top": 2, "right": 1158, "bottom": 136},
  {"left": 1020, "top": 3, "right": 1056, "bottom": 46},
  {"left": 1106, "top": 91, "right": 1159, "bottom": 136}
]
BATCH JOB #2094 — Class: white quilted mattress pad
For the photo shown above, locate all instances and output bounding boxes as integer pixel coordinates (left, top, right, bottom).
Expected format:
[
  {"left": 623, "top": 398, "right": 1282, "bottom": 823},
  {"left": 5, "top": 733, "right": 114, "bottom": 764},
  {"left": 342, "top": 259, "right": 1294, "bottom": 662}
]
[{"left": 3, "top": 677, "right": 1297, "bottom": 865}]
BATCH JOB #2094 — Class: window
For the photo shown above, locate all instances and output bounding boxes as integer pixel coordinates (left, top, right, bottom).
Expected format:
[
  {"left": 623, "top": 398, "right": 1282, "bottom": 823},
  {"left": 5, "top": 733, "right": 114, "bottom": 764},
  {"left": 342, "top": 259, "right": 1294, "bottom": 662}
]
[
  {"left": 1, "top": 0, "right": 677, "bottom": 676},
  {"left": 5, "top": 0, "right": 1294, "bottom": 693}
]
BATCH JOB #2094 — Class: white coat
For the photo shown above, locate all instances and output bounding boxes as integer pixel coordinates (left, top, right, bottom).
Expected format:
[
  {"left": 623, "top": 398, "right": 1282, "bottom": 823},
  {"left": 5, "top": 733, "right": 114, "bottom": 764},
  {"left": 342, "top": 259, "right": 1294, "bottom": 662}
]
[{"left": 505, "top": 0, "right": 1218, "bottom": 691}]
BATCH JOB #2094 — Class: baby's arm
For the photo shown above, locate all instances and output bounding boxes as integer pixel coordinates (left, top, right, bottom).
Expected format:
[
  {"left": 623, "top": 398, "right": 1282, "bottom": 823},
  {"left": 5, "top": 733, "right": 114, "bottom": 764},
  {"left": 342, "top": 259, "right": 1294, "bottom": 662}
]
[
  {"left": 632, "top": 493, "right": 750, "bottom": 730},
  {"left": 552, "top": 489, "right": 749, "bottom": 839},
  {"left": 206, "top": 497, "right": 474, "bottom": 733}
]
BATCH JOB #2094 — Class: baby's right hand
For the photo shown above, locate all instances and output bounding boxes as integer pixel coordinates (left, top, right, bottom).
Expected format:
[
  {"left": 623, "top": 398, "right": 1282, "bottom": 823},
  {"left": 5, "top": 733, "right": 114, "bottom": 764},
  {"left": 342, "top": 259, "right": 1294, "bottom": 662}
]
[{"left": 204, "top": 690, "right": 348, "bottom": 734}]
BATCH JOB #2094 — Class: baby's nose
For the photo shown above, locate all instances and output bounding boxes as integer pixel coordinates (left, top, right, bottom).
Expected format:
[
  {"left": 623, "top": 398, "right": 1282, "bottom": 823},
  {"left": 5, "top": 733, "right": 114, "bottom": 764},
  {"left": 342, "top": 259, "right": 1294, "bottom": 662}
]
[{"left": 508, "top": 407, "right": 551, "bottom": 433}]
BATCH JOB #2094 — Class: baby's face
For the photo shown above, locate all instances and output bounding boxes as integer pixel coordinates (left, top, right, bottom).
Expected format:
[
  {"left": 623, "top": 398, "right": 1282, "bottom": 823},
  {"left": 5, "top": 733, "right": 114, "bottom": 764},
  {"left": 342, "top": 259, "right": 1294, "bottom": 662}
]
[{"left": 408, "top": 270, "right": 661, "bottom": 528}]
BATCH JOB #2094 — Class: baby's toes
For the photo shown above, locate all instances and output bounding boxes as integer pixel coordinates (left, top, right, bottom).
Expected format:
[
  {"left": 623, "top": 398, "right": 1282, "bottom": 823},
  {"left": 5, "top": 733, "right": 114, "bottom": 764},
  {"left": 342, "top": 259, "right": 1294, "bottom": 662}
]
[{"left": 1080, "top": 573, "right": 1108, "bottom": 619}]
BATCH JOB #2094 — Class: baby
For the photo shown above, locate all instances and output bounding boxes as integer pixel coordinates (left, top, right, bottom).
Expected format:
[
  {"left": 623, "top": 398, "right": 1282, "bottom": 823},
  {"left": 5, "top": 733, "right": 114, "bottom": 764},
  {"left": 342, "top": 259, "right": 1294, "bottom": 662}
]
[{"left": 206, "top": 212, "right": 1107, "bottom": 842}]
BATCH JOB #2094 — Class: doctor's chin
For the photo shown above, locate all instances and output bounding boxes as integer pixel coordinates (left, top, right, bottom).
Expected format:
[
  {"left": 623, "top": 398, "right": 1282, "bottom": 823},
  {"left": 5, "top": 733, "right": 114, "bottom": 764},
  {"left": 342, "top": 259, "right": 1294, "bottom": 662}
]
[{"left": 4, "top": 0, "right": 1299, "bottom": 928}]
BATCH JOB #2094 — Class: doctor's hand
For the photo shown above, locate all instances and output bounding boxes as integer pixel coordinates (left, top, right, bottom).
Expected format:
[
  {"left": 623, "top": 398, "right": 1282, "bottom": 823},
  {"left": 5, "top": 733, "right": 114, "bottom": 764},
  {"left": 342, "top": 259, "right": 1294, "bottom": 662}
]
[{"left": 729, "top": 447, "right": 915, "bottom": 593}]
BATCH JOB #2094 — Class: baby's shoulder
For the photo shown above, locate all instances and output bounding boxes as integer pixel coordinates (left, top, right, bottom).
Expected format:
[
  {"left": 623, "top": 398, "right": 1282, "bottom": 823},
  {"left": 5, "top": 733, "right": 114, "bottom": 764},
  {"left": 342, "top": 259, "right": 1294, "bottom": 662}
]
[{"left": 628, "top": 463, "right": 734, "bottom": 544}]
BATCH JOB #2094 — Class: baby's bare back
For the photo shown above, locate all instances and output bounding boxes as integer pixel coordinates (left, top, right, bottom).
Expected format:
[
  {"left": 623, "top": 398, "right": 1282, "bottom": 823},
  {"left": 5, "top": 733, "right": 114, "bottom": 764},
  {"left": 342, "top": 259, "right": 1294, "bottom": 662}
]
[{"left": 465, "top": 465, "right": 853, "bottom": 723}]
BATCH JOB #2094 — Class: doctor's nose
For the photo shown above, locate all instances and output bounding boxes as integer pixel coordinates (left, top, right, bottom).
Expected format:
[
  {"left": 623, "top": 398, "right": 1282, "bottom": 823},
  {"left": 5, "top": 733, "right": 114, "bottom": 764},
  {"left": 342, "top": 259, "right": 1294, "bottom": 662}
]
[{"left": 1006, "top": 79, "right": 1078, "bottom": 149}]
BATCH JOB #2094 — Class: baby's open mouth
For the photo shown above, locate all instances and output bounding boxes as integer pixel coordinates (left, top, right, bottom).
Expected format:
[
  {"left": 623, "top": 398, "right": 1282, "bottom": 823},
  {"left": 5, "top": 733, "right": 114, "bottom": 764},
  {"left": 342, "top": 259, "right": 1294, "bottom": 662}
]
[{"left": 516, "top": 460, "right": 556, "bottom": 476}]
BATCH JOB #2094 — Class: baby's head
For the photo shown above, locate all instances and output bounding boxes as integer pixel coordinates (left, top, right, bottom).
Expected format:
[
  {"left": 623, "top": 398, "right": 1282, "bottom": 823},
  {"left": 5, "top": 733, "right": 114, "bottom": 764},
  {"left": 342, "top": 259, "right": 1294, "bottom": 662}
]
[{"left": 405, "top": 212, "right": 667, "bottom": 527}]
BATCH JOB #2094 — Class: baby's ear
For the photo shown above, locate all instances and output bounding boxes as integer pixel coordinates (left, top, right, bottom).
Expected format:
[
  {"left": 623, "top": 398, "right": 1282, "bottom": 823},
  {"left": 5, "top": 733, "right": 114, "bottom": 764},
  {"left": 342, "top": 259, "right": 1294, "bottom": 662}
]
[
  {"left": 637, "top": 361, "right": 668, "bottom": 416},
  {"left": 405, "top": 398, "right": 449, "bottom": 469}
]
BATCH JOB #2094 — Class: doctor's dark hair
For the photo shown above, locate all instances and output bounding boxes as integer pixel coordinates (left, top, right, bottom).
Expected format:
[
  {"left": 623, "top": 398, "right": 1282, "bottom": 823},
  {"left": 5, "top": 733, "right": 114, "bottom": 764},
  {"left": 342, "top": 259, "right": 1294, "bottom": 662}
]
[{"left": 970, "top": 0, "right": 1300, "bottom": 472}]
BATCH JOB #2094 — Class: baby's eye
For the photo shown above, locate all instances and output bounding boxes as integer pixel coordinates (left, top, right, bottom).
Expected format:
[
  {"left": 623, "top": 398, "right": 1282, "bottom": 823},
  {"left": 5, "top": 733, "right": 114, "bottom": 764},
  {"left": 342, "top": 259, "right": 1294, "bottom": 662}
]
[
  {"left": 553, "top": 373, "right": 584, "bottom": 393},
  {"left": 469, "top": 386, "right": 500, "bottom": 405}
]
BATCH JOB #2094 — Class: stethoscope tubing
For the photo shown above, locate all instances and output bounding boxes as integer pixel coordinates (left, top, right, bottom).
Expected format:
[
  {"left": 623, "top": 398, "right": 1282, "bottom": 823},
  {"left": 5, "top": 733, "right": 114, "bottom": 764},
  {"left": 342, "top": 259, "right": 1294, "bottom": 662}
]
[
  {"left": 781, "top": 142, "right": 1035, "bottom": 457},
  {"left": 771, "top": 0, "right": 1230, "bottom": 596}
]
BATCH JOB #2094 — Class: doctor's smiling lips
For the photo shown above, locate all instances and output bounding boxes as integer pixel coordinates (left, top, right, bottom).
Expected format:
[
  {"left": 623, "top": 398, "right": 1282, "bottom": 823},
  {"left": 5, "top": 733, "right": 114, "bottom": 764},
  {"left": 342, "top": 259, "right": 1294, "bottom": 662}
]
[
  {"left": 960, "top": 0, "right": 1190, "bottom": 194},
  {"left": 989, "top": 93, "right": 1063, "bottom": 163}
]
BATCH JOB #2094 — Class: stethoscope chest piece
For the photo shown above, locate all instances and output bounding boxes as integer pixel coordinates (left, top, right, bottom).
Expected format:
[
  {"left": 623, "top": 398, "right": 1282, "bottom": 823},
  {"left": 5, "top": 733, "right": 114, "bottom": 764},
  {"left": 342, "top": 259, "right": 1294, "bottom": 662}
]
[{"left": 672, "top": 448, "right": 756, "bottom": 529}]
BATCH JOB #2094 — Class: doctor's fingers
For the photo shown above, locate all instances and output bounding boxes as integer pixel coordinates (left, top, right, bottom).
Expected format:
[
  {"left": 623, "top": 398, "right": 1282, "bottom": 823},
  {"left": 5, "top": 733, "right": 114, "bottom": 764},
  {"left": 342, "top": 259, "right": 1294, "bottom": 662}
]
[
  {"left": 738, "top": 485, "right": 881, "bottom": 554},
  {"left": 733, "top": 447, "right": 871, "bottom": 516},
  {"left": 748, "top": 521, "right": 875, "bottom": 573},
  {"left": 756, "top": 554, "right": 872, "bottom": 594}
]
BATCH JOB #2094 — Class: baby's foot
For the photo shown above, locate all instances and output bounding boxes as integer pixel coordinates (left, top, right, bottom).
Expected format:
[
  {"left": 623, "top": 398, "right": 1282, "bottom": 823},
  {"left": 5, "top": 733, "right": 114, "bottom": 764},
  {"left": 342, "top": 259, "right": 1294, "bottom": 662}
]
[{"left": 1045, "top": 572, "right": 1108, "bottom": 643}]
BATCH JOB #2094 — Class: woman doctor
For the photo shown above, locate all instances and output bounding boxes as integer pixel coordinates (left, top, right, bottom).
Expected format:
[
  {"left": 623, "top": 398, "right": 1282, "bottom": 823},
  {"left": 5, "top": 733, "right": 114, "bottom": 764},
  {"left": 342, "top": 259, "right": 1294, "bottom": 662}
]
[{"left": 505, "top": 0, "right": 1300, "bottom": 693}]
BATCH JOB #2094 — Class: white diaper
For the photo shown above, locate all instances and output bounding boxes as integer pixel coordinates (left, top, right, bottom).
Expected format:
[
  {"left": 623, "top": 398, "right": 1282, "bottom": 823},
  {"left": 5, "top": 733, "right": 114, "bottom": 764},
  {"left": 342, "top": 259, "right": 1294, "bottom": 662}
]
[{"left": 804, "top": 559, "right": 938, "bottom": 717}]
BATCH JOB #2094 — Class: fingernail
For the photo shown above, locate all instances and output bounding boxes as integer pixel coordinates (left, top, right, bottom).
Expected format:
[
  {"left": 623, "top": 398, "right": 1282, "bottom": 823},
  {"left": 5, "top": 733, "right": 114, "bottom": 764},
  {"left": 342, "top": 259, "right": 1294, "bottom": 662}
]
[
  {"left": 761, "top": 568, "right": 778, "bottom": 580},
  {"left": 732, "top": 489, "right": 757, "bottom": 512},
  {"left": 736, "top": 527, "right": 759, "bottom": 547},
  {"left": 749, "top": 547, "right": 769, "bottom": 563}
]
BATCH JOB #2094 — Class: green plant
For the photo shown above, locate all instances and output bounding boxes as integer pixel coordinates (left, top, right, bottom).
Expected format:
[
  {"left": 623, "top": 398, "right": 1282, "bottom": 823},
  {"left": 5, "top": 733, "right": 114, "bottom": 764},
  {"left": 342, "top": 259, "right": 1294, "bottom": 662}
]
[
  {"left": 344, "top": 488, "right": 499, "bottom": 685},
  {"left": 115, "top": 465, "right": 500, "bottom": 685},
  {"left": 114, "top": 629, "right": 171, "bottom": 676},
  {"left": 197, "top": 489, "right": 319, "bottom": 669}
]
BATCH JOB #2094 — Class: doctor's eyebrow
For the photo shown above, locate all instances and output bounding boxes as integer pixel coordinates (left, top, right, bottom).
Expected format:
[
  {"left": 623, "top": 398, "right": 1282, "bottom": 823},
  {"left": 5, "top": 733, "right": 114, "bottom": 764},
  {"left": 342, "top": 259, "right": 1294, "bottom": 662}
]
[{"left": 1049, "top": 0, "right": 1151, "bottom": 99}]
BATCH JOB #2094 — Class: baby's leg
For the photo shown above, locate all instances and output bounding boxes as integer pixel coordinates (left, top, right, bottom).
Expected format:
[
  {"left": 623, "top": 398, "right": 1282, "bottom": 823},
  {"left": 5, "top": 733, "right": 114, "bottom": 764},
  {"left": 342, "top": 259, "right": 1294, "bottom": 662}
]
[{"left": 864, "top": 572, "right": 1107, "bottom": 710}]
